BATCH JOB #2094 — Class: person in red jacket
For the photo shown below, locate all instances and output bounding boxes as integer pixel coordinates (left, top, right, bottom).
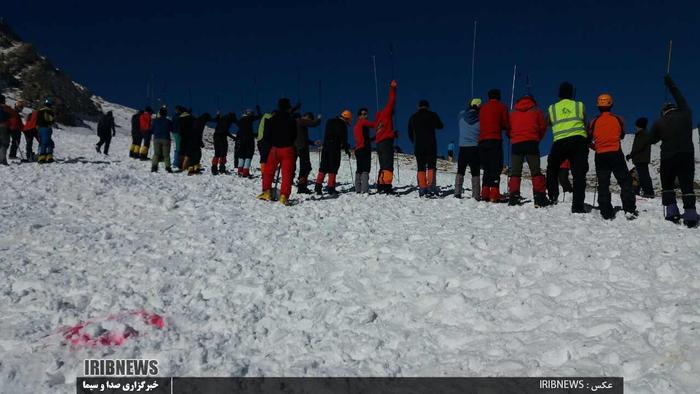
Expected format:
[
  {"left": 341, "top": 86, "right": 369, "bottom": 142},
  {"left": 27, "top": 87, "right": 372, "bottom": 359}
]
[
  {"left": 138, "top": 106, "right": 153, "bottom": 160},
  {"left": 507, "top": 95, "right": 548, "bottom": 207},
  {"left": 478, "top": 89, "right": 510, "bottom": 201},
  {"left": 353, "top": 107, "right": 376, "bottom": 194},
  {"left": 375, "top": 80, "right": 397, "bottom": 194},
  {"left": 589, "top": 93, "right": 636, "bottom": 220},
  {"left": 8, "top": 100, "right": 25, "bottom": 160}
]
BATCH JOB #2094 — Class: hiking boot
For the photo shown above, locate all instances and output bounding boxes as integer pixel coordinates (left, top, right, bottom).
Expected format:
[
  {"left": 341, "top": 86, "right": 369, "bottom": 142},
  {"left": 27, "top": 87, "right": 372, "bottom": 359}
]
[
  {"left": 571, "top": 205, "right": 586, "bottom": 214},
  {"left": 166, "top": 167, "right": 173, "bottom": 173},
  {"left": 297, "top": 184, "right": 312, "bottom": 194},
  {"left": 508, "top": 192, "right": 521, "bottom": 206},
  {"left": 314, "top": 183, "right": 323, "bottom": 196},
  {"left": 46, "top": 154, "right": 54, "bottom": 163},
  {"left": 534, "top": 193, "right": 550, "bottom": 208},
  {"left": 257, "top": 190, "right": 273, "bottom": 201},
  {"left": 664, "top": 204, "right": 681, "bottom": 223},
  {"left": 279, "top": 195, "right": 290, "bottom": 206},
  {"left": 212, "top": 165, "right": 219, "bottom": 175},
  {"left": 151, "top": 166, "right": 158, "bottom": 173},
  {"left": 625, "top": 210, "right": 639, "bottom": 221},
  {"left": 327, "top": 187, "right": 338, "bottom": 196},
  {"left": 95, "top": 144, "right": 101, "bottom": 153},
  {"left": 682, "top": 209, "right": 699, "bottom": 228}
]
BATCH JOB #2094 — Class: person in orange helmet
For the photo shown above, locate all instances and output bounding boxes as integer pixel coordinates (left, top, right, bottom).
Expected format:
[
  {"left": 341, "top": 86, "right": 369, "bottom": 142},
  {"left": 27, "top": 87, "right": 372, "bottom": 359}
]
[
  {"left": 315, "top": 110, "right": 352, "bottom": 196},
  {"left": 589, "top": 93, "right": 637, "bottom": 220}
]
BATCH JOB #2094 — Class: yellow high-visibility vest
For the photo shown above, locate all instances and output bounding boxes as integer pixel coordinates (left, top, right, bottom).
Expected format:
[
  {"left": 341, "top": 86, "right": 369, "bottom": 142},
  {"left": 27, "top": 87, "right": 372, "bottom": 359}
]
[{"left": 548, "top": 99, "right": 587, "bottom": 142}]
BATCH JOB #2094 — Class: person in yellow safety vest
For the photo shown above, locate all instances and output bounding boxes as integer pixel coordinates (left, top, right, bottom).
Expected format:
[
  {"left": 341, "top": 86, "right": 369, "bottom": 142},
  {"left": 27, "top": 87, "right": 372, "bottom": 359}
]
[{"left": 545, "top": 82, "right": 589, "bottom": 213}]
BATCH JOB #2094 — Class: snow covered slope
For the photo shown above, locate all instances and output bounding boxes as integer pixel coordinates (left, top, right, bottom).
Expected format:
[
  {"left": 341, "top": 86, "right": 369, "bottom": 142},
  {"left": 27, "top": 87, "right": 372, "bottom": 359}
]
[{"left": 1, "top": 105, "right": 699, "bottom": 394}]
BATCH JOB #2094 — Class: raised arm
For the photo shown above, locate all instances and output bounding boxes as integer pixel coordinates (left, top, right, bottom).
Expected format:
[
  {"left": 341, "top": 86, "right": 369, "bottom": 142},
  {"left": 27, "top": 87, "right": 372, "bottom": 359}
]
[{"left": 665, "top": 75, "right": 689, "bottom": 111}]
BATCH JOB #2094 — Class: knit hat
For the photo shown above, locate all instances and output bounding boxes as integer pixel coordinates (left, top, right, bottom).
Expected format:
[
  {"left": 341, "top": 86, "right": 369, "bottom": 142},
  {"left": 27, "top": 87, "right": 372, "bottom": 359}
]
[
  {"left": 559, "top": 82, "right": 574, "bottom": 99},
  {"left": 487, "top": 89, "right": 501, "bottom": 100}
]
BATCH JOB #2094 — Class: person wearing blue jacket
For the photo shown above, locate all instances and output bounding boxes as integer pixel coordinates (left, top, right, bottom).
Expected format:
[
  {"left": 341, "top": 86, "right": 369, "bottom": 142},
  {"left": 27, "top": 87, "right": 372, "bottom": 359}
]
[
  {"left": 150, "top": 106, "right": 173, "bottom": 173},
  {"left": 455, "top": 98, "right": 482, "bottom": 199}
]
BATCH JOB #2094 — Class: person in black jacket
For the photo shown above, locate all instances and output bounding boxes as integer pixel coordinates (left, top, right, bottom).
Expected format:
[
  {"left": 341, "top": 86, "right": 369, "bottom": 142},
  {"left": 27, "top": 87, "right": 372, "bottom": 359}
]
[
  {"left": 295, "top": 112, "right": 322, "bottom": 193},
  {"left": 626, "top": 117, "right": 654, "bottom": 197},
  {"left": 629, "top": 75, "right": 697, "bottom": 227},
  {"left": 184, "top": 112, "right": 209, "bottom": 176},
  {"left": 175, "top": 108, "right": 193, "bottom": 171},
  {"left": 408, "top": 100, "right": 444, "bottom": 197},
  {"left": 211, "top": 112, "right": 237, "bottom": 175},
  {"left": 95, "top": 111, "right": 116, "bottom": 155},
  {"left": 257, "top": 98, "right": 298, "bottom": 205},
  {"left": 129, "top": 110, "right": 143, "bottom": 158},
  {"left": 315, "top": 110, "right": 352, "bottom": 196},
  {"left": 235, "top": 106, "right": 262, "bottom": 177}
]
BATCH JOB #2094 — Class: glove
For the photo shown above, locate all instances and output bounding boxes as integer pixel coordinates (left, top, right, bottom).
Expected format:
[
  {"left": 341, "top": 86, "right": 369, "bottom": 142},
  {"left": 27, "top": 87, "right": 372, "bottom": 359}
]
[{"left": 625, "top": 154, "right": 632, "bottom": 161}]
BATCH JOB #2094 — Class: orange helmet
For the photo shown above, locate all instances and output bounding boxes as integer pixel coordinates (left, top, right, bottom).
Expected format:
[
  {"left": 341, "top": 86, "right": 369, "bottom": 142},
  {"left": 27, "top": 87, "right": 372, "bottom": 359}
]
[
  {"left": 597, "top": 93, "right": 613, "bottom": 108},
  {"left": 341, "top": 110, "right": 352, "bottom": 122}
]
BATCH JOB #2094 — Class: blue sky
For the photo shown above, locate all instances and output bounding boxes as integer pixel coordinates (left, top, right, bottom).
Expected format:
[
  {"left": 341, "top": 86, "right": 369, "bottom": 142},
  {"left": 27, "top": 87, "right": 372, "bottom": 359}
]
[{"left": 3, "top": 0, "right": 699, "bottom": 154}]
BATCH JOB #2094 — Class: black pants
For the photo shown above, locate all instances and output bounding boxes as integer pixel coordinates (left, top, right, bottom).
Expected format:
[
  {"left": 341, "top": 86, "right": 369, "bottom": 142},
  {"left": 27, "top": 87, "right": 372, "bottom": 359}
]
[
  {"left": 377, "top": 139, "right": 394, "bottom": 171},
  {"left": 355, "top": 147, "right": 371, "bottom": 173},
  {"left": 558, "top": 168, "right": 573, "bottom": 193},
  {"left": 213, "top": 133, "right": 228, "bottom": 158},
  {"left": 595, "top": 151, "right": 636, "bottom": 216},
  {"left": 297, "top": 147, "right": 312, "bottom": 179},
  {"left": 257, "top": 140, "right": 271, "bottom": 164},
  {"left": 320, "top": 145, "right": 342, "bottom": 174},
  {"left": 479, "top": 139, "right": 502, "bottom": 187},
  {"left": 415, "top": 145, "right": 437, "bottom": 172},
  {"left": 9, "top": 130, "right": 21, "bottom": 158},
  {"left": 546, "top": 136, "right": 589, "bottom": 210},
  {"left": 634, "top": 163, "right": 654, "bottom": 195},
  {"left": 97, "top": 135, "right": 112, "bottom": 154},
  {"left": 24, "top": 130, "right": 38, "bottom": 158},
  {"left": 457, "top": 146, "right": 480, "bottom": 176},
  {"left": 238, "top": 138, "right": 255, "bottom": 160},
  {"left": 132, "top": 130, "right": 143, "bottom": 147},
  {"left": 660, "top": 152, "right": 696, "bottom": 209}
]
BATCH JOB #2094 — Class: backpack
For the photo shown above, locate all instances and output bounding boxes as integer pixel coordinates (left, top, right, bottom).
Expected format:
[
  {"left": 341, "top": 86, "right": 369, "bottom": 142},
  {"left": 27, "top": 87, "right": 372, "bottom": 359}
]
[{"left": 23, "top": 110, "right": 38, "bottom": 131}]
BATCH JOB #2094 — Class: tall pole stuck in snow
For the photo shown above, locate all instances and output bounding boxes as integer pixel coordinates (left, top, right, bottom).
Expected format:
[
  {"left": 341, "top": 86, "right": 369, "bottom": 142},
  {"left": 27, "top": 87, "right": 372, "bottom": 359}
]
[
  {"left": 471, "top": 20, "right": 477, "bottom": 99},
  {"left": 510, "top": 64, "right": 517, "bottom": 110},
  {"left": 665, "top": 40, "right": 673, "bottom": 101},
  {"left": 372, "top": 55, "right": 380, "bottom": 114}
]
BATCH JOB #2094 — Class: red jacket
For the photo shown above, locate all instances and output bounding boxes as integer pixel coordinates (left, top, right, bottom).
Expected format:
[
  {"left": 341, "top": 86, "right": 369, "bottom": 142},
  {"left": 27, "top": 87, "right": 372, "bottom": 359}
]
[
  {"left": 353, "top": 118, "right": 376, "bottom": 150},
  {"left": 139, "top": 112, "right": 152, "bottom": 134},
  {"left": 509, "top": 96, "right": 546, "bottom": 144},
  {"left": 478, "top": 99, "right": 510, "bottom": 141},
  {"left": 374, "top": 85, "right": 396, "bottom": 144},
  {"left": 2, "top": 105, "right": 23, "bottom": 131},
  {"left": 590, "top": 111, "right": 625, "bottom": 154},
  {"left": 24, "top": 110, "right": 38, "bottom": 132}
]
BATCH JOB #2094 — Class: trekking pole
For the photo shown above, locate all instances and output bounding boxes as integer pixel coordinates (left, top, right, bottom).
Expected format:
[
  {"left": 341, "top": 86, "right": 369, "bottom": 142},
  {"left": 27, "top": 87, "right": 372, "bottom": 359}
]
[
  {"left": 273, "top": 165, "right": 281, "bottom": 201},
  {"left": 318, "top": 80, "right": 323, "bottom": 163}
]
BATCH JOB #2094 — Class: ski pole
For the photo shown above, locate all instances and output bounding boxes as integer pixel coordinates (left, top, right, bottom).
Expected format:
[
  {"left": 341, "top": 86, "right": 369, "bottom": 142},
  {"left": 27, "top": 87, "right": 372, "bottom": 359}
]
[{"left": 273, "top": 165, "right": 281, "bottom": 201}]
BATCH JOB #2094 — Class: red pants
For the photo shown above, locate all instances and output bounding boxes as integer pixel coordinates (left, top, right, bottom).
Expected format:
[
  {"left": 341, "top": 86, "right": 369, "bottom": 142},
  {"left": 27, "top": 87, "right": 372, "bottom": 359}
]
[{"left": 262, "top": 146, "right": 296, "bottom": 198}]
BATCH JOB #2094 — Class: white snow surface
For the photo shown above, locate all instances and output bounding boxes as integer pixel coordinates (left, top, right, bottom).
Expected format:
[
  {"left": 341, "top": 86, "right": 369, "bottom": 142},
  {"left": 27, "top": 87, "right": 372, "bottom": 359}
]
[{"left": 1, "top": 104, "right": 699, "bottom": 394}]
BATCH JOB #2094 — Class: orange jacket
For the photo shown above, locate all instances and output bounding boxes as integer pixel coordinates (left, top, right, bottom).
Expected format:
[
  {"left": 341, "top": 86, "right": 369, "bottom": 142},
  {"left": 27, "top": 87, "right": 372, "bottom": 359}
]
[{"left": 589, "top": 111, "right": 625, "bottom": 154}]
